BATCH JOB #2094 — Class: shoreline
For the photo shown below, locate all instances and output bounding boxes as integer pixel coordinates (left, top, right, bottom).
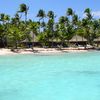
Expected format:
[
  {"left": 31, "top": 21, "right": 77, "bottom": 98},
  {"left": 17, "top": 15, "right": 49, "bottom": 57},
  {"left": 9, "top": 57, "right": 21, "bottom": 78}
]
[{"left": 0, "top": 47, "right": 97, "bottom": 56}]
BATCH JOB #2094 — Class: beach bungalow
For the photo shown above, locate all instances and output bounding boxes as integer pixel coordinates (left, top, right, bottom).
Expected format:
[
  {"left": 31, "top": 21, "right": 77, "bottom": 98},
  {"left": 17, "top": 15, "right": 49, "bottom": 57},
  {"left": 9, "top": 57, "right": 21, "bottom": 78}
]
[{"left": 69, "top": 35, "right": 87, "bottom": 45}]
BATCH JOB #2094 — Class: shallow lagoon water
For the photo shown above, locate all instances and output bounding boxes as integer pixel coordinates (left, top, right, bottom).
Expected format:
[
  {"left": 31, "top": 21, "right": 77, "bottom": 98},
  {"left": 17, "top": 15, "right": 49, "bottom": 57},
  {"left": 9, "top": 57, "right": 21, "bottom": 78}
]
[{"left": 0, "top": 52, "right": 100, "bottom": 100}]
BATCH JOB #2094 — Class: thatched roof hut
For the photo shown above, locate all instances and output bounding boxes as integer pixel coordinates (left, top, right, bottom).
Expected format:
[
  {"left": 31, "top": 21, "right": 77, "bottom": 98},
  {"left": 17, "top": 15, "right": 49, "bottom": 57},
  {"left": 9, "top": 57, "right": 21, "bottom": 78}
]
[
  {"left": 94, "top": 37, "right": 100, "bottom": 42},
  {"left": 69, "top": 35, "right": 87, "bottom": 42}
]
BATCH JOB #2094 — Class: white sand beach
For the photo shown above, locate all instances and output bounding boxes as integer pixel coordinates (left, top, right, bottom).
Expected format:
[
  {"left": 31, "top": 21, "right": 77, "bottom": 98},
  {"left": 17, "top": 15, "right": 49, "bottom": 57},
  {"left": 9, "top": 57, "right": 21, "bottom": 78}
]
[{"left": 0, "top": 47, "right": 89, "bottom": 55}]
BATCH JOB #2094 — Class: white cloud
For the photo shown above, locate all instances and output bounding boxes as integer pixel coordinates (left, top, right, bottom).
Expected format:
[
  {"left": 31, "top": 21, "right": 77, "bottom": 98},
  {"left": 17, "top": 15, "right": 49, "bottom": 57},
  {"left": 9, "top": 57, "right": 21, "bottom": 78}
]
[{"left": 92, "top": 11, "right": 100, "bottom": 17}]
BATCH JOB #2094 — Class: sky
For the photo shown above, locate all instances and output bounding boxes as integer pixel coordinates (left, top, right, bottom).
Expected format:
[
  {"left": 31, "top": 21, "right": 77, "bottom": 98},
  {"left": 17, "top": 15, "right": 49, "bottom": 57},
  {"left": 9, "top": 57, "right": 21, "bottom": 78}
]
[{"left": 0, "top": 0, "right": 100, "bottom": 21}]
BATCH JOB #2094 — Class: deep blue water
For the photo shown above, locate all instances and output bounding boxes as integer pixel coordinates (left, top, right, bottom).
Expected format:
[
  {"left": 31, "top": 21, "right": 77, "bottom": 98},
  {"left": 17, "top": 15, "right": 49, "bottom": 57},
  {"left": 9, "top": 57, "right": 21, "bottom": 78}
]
[{"left": 0, "top": 52, "right": 100, "bottom": 100}]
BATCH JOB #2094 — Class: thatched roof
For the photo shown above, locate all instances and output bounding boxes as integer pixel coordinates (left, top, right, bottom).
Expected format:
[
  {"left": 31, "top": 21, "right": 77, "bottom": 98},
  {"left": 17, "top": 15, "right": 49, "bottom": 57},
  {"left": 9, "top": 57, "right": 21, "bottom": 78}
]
[
  {"left": 94, "top": 37, "right": 100, "bottom": 42},
  {"left": 70, "top": 35, "right": 87, "bottom": 42},
  {"left": 22, "top": 31, "right": 37, "bottom": 42}
]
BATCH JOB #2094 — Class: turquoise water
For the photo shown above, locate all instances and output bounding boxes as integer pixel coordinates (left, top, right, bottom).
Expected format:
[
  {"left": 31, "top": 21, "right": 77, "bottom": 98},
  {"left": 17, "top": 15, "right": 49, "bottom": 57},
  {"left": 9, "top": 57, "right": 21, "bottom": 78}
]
[{"left": 0, "top": 52, "right": 100, "bottom": 100}]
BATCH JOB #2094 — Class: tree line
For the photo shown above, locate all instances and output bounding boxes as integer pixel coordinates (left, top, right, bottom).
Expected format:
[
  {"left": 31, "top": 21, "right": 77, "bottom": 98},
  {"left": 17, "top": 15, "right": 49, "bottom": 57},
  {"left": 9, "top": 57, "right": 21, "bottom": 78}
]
[{"left": 0, "top": 3, "right": 100, "bottom": 49}]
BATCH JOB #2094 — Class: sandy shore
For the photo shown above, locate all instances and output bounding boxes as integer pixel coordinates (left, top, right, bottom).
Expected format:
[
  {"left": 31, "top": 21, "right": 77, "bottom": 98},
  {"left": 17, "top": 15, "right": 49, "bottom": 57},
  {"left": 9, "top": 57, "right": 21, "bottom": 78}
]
[{"left": 0, "top": 47, "right": 89, "bottom": 55}]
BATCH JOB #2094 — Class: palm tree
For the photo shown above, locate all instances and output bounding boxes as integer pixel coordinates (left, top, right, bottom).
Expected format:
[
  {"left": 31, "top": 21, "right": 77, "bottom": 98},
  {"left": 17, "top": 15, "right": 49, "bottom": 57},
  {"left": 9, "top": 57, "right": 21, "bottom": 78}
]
[
  {"left": 59, "top": 16, "right": 66, "bottom": 23},
  {"left": 58, "top": 16, "right": 73, "bottom": 47},
  {"left": 81, "top": 18, "right": 91, "bottom": 47},
  {"left": 47, "top": 11, "right": 55, "bottom": 47},
  {"left": 8, "top": 24, "right": 25, "bottom": 49},
  {"left": 18, "top": 3, "right": 29, "bottom": 23},
  {"left": 0, "top": 24, "right": 5, "bottom": 47},
  {"left": 41, "top": 21, "right": 46, "bottom": 32},
  {"left": 58, "top": 16, "right": 67, "bottom": 47},
  {"left": 54, "top": 23, "right": 59, "bottom": 41},
  {"left": 4, "top": 15, "right": 10, "bottom": 23},
  {"left": 47, "top": 11, "right": 55, "bottom": 19},
  {"left": 37, "top": 9, "right": 46, "bottom": 33},
  {"left": 27, "top": 21, "right": 39, "bottom": 50},
  {"left": 11, "top": 13, "right": 20, "bottom": 26},
  {"left": 15, "top": 13, "right": 20, "bottom": 23},
  {"left": 91, "top": 20, "right": 100, "bottom": 45},
  {"left": 0, "top": 14, "right": 10, "bottom": 47},
  {"left": 84, "top": 8, "right": 92, "bottom": 20},
  {"left": 83, "top": 8, "right": 93, "bottom": 45},
  {"left": 72, "top": 14, "right": 78, "bottom": 25},
  {"left": 4, "top": 15, "right": 10, "bottom": 47},
  {"left": 66, "top": 8, "right": 74, "bottom": 26},
  {"left": 18, "top": 4, "right": 29, "bottom": 48},
  {"left": 47, "top": 19, "right": 54, "bottom": 44},
  {"left": 67, "top": 8, "right": 74, "bottom": 20},
  {"left": 0, "top": 13, "right": 5, "bottom": 24},
  {"left": 37, "top": 9, "right": 46, "bottom": 21},
  {"left": 72, "top": 14, "right": 79, "bottom": 43}
]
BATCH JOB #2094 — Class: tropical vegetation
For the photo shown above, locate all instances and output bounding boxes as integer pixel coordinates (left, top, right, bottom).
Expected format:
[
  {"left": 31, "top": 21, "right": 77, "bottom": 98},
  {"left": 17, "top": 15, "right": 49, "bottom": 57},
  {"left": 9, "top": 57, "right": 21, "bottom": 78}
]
[{"left": 0, "top": 4, "right": 100, "bottom": 49}]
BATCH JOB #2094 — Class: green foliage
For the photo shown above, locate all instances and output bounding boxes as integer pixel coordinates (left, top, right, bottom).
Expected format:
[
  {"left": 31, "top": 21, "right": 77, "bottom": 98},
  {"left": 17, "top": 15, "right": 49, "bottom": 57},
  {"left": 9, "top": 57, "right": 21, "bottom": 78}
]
[
  {"left": 0, "top": 5, "right": 100, "bottom": 48},
  {"left": 47, "top": 11, "right": 55, "bottom": 19},
  {"left": 67, "top": 8, "right": 74, "bottom": 16},
  {"left": 37, "top": 9, "right": 46, "bottom": 20},
  {"left": 8, "top": 25, "right": 25, "bottom": 48}
]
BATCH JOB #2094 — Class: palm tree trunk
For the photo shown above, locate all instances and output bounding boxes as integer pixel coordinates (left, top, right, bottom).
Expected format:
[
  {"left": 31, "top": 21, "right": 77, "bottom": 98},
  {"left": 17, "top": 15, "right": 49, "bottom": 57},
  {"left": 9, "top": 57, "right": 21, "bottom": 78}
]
[
  {"left": 25, "top": 12, "right": 27, "bottom": 24},
  {"left": 39, "top": 19, "right": 41, "bottom": 33},
  {"left": 75, "top": 33, "right": 78, "bottom": 45},
  {"left": 2, "top": 38, "right": 5, "bottom": 48},
  {"left": 51, "top": 26, "right": 54, "bottom": 48},
  {"left": 2, "top": 20, "right": 6, "bottom": 48},
  {"left": 15, "top": 42, "right": 17, "bottom": 49},
  {"left": 32, "top": 33, "right": 34, "bottom": 51},
  {"left": 51, "top": 38, "right": 54, "bottom": 48}
]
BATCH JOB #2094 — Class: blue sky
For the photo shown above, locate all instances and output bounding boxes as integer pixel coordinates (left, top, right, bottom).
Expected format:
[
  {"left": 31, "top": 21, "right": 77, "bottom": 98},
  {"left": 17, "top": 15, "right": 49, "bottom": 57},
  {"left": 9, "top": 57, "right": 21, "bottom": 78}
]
[{"left": 0, "top": 0, "right": 100, "bottom": 21}]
